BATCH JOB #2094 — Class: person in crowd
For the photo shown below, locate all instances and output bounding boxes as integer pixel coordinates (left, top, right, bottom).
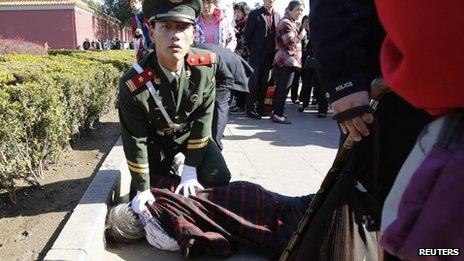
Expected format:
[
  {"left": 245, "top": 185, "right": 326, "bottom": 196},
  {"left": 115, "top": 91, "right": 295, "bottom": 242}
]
[
  {"left": 90, "top": 40, "right": 97, "bottom": 50},
  {"left": 132, "top": 28, "right": 146, "bottom": 59},
  {"left": 288, "top": 17, "right": 308, "bottom": 105},
  {"left": 228, "top": 1, "right": 251, "bottom": 115},
  {"left": 294, "top": 15, "right": 311, "bottom": 108},
  {"left": 196, "top": 44, "right": 253, "bottom": 151},
  {"left": 113, "top": 38, "right": 122, "bottom": 50},
  {"left": 244, "top": 0, "right": 281, "bottom": 119},
  {"left": 310, "top": 0, "right": 431, "bottom": 209},
  {"left": 130, "top": 0, "right": 152, "bottom": 61},
  {"left": 83, "top": 38, "right": 91, "bottom": 50},
  {"left": 105, "top": 176, "right": 313, "bottom": 259},
  {"left": 194, "top": 0, "right": 236, "bottom": 52},
  {"left": 271, "top": 1, "right": 305, "bottom": 124},
  {"left": 118, "top": 0, "right": 231, "bottom": 198}
]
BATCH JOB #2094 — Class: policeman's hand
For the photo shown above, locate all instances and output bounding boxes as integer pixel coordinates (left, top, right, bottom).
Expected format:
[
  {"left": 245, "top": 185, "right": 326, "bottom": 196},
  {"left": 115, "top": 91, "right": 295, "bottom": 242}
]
[
  {"left": 174, "top": 165, "right": 204, "bottom": 197},
  {"left": 332, "top": 91, "right": 373, "bottom": 142},
  {"left": 131, "top": 189, "right": 155, "bottom": 215}
]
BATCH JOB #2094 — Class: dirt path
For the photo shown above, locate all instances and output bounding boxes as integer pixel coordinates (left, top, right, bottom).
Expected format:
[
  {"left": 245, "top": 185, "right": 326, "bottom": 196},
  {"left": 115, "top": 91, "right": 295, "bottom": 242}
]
[{"left": 0, "top": 107, "right": 120, "bottom": 261}]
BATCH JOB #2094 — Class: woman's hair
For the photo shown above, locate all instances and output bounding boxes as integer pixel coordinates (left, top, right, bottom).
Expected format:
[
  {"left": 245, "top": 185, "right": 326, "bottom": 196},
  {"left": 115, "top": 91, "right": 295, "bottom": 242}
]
[
  {"left": 287, "top": 0, "right": 304, "bottom": 12},
  {"left": 301, "top": 15, "right": 310, "bottom": 24},
  {"left": 105, "top": 203, "right": 146, "bottom": 244},
  {"left": 233, "top": 2, "right": 250, "bottom": 16},
  {"left": 204, "top": 0, "right": 219, "bottom": 5}
]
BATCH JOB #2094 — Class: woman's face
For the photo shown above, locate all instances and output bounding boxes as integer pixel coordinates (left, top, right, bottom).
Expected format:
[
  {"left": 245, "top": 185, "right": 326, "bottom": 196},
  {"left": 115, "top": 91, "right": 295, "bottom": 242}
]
[
  {"left": 234, "top": 9, "right": 244, "bottom": 21},
  {"left": 289, "top": 5, "right": 304, "bottom": 21},
  {"left": 202, "top": 0, "right": 216, "bottom": 17},
  {"left": 302, "top": 19, "right": 310, "bottom": 30}
]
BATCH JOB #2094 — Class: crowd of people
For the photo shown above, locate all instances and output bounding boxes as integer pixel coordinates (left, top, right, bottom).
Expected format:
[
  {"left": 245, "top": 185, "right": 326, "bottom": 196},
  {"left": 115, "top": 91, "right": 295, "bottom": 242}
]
[
  {"left": 127, "top": 0, "right": 325, "bottom": 124},
  {"left": 81, "top": 37, "right": 129, "bottom": 50},
  {"left": 106, "top": 0, "right": 463, "bottom": 259}
]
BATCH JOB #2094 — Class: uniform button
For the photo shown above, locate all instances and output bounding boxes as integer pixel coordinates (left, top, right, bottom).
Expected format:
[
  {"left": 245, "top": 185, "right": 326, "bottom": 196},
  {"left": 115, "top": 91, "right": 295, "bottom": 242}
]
[
  {"left": 200, "top": 56, "right": 205, "bottom": 62},
  {"left": 325, "top": 92, "right": 330, "bottom": 99},
  {"left": 175, "top": 115, "right": 179, "bottom": 119},
  {"left": 148, "top": 71, "right": 152, "bottom": 76},
  {"left": 190, "top": 58, "right": 195, "bottom": 63},
  {"left": 148, "top": 120, "right": 152, "bottom": 124}
]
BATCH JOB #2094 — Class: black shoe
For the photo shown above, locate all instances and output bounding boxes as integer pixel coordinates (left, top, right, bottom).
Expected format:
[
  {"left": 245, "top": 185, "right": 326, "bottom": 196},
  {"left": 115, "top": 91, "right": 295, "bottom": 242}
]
[
  {"left": 298, "top": 105, "right": 307, "bottom": 112},
  {"left": 257, "top": 110, "right": 272, "bottom": 118},
  {"left": 247, "top": 110, "right": 262, "bottom": 119},
  {"left": 292, "top": 100, "right": 300, "bottom": 104},
  {"left": 230, "top": 106, "right": 245, "bottom": 115},
  {"left": 271, "top": 114, "right": 292, "bottom": 124},
  {"left": 317, "top": 112, "right": 327, "bottom": 118}
]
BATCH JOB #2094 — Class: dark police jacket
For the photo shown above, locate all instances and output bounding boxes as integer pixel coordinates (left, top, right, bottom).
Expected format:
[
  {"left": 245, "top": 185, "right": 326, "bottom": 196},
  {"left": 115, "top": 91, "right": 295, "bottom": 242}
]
[
  {"left": 310, "top": 0, "right": 385, "bottom": 103},
  {"left": 196, "top": 43, "right": 253, "bottom": 94}
]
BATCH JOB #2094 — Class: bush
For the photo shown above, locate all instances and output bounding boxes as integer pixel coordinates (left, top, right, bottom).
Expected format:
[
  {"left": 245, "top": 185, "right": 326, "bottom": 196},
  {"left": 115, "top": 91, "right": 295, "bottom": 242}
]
[
  {"left": 0, "top": 50, "right": 133, "bottom": 201},
  {"left": 0, "top": 38, "right": 47, "bottom": 55},
  {"left": 48, "top": 50, "right": 135, "bottom": 71}
]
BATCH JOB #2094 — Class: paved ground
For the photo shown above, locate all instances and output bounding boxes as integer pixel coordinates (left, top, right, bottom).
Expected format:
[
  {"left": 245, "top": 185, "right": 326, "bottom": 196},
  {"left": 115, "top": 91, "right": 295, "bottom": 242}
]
[{"left": 104, "top": 102, "right": 339, "bottom": 260}]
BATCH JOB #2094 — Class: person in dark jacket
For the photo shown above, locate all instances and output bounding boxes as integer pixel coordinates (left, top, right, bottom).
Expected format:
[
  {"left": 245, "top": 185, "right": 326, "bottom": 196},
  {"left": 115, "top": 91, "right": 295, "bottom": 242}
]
[
  {"left": 196, "top": 43, "right": 253, "bottom": 150},
  {"left": 243, "top": 0, "right": 281, "bottom": 119},
  {"left": 105, "top": 177, "right": 313, "bottom": 259},
  {"left": 310, "top": 0, "right": 432, "bottom": 213},
  {"left": 229, "top": 1, "right": 251, "bottom": 115}
]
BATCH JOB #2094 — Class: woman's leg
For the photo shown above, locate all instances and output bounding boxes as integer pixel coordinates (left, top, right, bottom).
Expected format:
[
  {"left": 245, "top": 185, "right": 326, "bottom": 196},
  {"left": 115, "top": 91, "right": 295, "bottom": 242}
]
[
  {"left": 272, "top": 67, "right": 295, "bottom": 117},
  {"left": 266, "top": 190, "right": 314, "bottom": 214}
]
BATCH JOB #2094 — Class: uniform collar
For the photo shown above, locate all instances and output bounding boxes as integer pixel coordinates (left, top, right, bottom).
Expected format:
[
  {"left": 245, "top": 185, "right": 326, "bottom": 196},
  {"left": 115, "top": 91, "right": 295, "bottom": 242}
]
[{"left": 158, "top": 61, "right": 184, "bottom": 83}]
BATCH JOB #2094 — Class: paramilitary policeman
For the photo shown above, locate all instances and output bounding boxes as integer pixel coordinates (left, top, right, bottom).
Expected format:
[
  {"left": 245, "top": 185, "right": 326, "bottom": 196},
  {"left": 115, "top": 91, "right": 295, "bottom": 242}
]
[{"left": 118, "top": 0, "right": 231, "bottom": 197}]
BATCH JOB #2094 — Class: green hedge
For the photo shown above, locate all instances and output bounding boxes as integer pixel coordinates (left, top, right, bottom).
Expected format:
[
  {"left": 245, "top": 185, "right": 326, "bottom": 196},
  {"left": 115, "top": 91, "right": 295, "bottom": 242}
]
[{"left": 0, "top": 50, "right": 133, "bottom": 200}]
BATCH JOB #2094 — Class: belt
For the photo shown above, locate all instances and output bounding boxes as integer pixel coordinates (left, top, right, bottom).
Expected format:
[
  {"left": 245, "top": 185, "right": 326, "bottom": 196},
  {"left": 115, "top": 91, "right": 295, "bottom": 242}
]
[{"left": 156, "top": 122, "right": 189, "bottom": 137}]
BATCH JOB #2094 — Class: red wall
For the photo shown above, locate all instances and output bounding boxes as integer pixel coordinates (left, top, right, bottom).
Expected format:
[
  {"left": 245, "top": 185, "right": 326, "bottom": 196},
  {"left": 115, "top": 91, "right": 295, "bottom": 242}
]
[
  {"left": 0, "top": 9, "right": 75, "bottom": 49},
  {"left": 0, "top": 7, "right": 132, "bottom": 49},
  {"left": 74, "top": 8, "right": 131, "bottom": 47}
]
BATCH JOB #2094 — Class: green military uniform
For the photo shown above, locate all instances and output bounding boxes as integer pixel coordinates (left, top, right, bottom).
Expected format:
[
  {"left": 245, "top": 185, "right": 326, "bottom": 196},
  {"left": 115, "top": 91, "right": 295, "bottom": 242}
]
[{"left": 118, "top": 0, "right": 231, "bottom": 194}]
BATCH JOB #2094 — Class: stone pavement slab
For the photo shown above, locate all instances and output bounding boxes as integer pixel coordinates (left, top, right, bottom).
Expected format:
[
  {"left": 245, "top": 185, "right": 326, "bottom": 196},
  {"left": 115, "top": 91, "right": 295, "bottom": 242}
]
[{"left": 104, "top": 102, "right": 339, "bottom": 260}]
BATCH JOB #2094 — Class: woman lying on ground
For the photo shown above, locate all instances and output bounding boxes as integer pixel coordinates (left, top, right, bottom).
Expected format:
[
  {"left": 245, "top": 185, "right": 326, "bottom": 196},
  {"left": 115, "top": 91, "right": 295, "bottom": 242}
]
[{"left": 105, "top": 174, "right": 313, "bottom": 259}]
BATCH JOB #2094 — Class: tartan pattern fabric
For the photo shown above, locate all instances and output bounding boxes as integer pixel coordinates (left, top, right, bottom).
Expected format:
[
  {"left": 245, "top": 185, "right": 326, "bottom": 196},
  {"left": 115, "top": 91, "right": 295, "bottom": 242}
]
[
  {"left": 146, "top": 180, "right": 303, "bottom": 259},
  {"left": 273, "top": 16, "right": 303, "bottom": 68}
]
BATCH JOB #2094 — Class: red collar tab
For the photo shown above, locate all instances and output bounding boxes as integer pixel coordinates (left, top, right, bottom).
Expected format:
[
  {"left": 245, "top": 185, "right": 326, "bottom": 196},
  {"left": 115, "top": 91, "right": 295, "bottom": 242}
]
[
  {"left": 186, "top": 53, "right": 217, "bottom": 67},
  {"left": 125, "top": 68, "right": 157, "bottom": 92}
]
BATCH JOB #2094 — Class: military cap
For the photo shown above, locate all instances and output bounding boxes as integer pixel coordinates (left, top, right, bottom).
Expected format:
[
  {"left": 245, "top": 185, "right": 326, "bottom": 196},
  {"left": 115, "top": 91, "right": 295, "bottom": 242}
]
[{"left": 143, "top": 0, "right": 202, "bottom": 24}]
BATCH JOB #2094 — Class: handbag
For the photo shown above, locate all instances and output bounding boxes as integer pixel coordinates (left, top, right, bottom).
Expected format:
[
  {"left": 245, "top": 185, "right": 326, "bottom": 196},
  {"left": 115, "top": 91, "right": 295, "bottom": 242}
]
[{"left": 380, "top": 110, "right": 464, "bottom": 259}]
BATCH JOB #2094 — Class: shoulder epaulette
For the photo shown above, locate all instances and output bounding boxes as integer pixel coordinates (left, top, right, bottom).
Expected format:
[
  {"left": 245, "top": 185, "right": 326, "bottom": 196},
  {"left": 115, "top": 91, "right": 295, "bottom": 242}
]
[
  {"left": 186, "top": 52, "right": 217, "bottom": 66},
  {"left": 125, "top": 68, "right": 156, "bottom": 93}
]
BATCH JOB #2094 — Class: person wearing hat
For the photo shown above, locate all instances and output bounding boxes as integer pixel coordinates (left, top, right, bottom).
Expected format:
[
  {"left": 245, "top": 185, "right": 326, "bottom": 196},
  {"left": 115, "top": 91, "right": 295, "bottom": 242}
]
[{"left": 118, "top": 0, "right": 231, "bottom": 198}]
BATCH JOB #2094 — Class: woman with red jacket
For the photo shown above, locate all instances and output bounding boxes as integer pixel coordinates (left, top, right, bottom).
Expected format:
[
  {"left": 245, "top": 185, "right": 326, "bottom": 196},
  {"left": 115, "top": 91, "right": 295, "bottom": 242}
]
[{"left": 271, "top": 1, "right": 305, "bottom": 124}]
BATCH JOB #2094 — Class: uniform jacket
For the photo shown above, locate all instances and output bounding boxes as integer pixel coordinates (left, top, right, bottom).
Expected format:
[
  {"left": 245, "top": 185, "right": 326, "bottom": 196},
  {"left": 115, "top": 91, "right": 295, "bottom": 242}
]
[
  {"left": 273, "top": 15, "right": 303, "bottom": 68},
  {"left": 118, "top": 48, "right": 217, "bottom": 192},
  {"left": 146, "top": 179, "right": 303, "bottom": 259},
  {"left": 196, "top": 43, "right": 252, "bottom": 94},
  {"left": 243, "top": 6, "right": 281, "bottom": 60},
  {"left": 375, "top": 0, "right": 464, "bottom": 116},
  {"left": 310, "top": 0, "right": 385, "bottom": 103}
]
